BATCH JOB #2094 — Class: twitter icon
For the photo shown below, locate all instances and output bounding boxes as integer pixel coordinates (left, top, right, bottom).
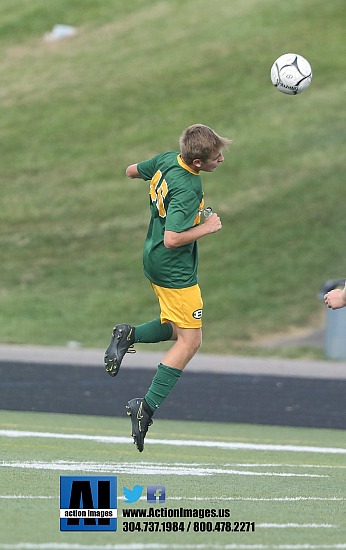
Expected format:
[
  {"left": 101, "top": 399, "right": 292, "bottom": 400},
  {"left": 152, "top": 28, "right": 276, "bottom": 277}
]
[{"left": 123, "top": 485, "right": 144, "bottom": 503}]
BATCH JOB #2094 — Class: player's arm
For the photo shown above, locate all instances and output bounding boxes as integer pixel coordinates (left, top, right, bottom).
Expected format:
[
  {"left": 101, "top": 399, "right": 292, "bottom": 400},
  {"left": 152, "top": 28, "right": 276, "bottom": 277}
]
[
  {"left": 164, "top": 214, "right": 222, "bottom": 248},
  {"left": 126, "top": 164, "right": 141, "bottom": 179},
  {"left": 324, "top": 283, "right": 346, "bottom": 309}
]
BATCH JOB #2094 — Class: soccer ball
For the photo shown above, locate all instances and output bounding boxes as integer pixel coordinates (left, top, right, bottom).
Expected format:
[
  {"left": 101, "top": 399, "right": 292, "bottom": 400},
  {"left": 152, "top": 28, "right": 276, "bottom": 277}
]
[{"left": 270, "top": 53, "right": 312, "bottom": 95}]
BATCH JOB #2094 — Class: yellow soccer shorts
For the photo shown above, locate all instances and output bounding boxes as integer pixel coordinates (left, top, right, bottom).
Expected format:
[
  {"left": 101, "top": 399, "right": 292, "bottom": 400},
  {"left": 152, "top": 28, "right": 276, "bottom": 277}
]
[{"left": 150, "top": 282, "right": 203, "bottom": 328}]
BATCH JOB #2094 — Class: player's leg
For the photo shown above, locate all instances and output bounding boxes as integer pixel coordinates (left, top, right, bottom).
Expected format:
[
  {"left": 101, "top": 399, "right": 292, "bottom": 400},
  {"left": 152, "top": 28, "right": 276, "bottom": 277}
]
[
  {"left": 135, "top": 318, "right": 176, "bottom": 343},
  {"left": 127, "top": 332, "right": 201, "bottom": 453},
  {"left": 143, "top": 326, "right": 201, "bottom": 413},
  {"left": 161, "top": 325, "right": 202, "bottom": 371},
  {"left": 127, "top": 284, "right": 202, "bottom": 451}
]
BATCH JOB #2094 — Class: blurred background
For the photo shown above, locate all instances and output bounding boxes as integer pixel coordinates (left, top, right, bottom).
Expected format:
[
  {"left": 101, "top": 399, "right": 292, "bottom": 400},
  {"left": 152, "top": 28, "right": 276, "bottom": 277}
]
[{"left": 1, "top": 0, "right": 345, "bottom": 359}]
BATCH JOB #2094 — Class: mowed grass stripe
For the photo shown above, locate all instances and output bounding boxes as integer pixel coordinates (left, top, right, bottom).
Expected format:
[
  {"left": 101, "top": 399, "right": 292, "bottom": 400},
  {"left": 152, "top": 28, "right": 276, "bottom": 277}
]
[
  {"left": 1, "top": 495, "right": 345, "bottom": 502},
  {"left": 0, "top": 460, "right": 327, "bottom": 478},
  {"left": 1, "top": 429, "right": 346, "bottom": 454}
]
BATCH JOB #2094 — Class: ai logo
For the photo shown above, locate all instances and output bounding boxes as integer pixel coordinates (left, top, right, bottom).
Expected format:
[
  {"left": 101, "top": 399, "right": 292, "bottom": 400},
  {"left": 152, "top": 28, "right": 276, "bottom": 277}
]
[{"left": 60, "top": 476, "right": 117, "bottom": 531}]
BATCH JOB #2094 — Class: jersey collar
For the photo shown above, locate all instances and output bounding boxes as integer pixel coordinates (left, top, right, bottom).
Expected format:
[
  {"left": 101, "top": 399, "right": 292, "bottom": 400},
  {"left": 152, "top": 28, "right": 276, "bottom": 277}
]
[{"left": 177, "top": 154, "right": 199, "bottom": 175}]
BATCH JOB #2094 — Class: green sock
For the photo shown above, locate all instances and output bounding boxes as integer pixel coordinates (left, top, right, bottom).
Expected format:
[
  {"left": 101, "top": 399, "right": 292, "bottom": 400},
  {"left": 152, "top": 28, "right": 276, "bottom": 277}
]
[
  {"left": 145, "top": 363, "right": 182, "bottom": 412},
  {"left": 134, "top": 318, "right": 173, "bottom": 344}
]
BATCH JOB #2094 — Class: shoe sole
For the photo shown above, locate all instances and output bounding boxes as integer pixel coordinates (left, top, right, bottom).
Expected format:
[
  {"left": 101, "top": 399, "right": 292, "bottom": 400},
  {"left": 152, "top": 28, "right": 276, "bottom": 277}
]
[{"left": 104, "top": 351, "right": 119, "bottom": 377}]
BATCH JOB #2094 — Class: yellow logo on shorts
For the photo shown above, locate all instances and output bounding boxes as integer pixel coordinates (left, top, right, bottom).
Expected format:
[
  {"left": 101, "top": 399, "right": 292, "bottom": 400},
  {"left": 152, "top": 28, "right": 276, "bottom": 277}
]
[{"left": 192, "top": 309, "right": 203, "bottom": 319}]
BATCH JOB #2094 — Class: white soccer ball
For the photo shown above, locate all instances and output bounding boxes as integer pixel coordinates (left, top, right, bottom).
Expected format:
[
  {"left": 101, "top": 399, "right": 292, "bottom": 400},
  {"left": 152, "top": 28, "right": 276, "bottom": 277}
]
[{"left": 270, "top": 53, "right": 312, "bottom": 95}]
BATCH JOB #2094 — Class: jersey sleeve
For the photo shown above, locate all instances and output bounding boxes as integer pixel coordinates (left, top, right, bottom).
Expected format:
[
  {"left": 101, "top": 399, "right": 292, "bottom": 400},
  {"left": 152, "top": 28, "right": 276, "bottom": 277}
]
[
  {"left": 165, "top": 187, "right": 201, "bottom": 233},
  {"left": 137, "top": 155, "right": 159, "bottom": 181}
]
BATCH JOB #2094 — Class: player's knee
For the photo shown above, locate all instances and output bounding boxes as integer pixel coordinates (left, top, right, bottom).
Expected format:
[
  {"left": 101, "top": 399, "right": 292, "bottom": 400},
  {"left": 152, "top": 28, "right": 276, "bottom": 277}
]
[
  {"left": 176, "top": 327, "right": 202, "bottom": 355},
  {"left": 190, "top": 329, "right": 202, "bottom": 355}
]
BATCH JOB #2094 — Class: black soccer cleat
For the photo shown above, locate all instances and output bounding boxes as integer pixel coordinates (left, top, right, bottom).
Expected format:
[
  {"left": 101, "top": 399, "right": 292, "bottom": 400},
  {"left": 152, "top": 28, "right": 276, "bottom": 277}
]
[
  {"left": 126, "top": 398, "right": 153, "bottom": 453},
  {"left": 104, "top": 324, "right": 135, "bottom": 377}
]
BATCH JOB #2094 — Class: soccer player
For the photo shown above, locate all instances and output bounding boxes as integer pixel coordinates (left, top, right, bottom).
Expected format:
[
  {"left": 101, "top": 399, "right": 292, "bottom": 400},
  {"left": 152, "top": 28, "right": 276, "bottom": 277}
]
[
  {"left": 324, "top": 282, "right": 346, "bottom": 309},
  {"left": 104, "top": 124, "right": 231, "bottom": 452}
]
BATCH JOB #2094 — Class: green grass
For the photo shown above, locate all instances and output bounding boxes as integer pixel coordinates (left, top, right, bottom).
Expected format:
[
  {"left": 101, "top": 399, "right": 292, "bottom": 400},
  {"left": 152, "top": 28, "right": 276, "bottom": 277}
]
[
  {"left": 1, "top": 409, "right": 346, "bottom": 547},
  {"left": 1, "top": 0, "right": 345, "bottom": 357}
]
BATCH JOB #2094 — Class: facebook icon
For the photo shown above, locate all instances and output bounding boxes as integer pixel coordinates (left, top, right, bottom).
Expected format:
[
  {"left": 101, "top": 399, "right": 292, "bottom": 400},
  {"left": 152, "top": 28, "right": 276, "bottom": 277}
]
[{"left": 147, "top": 485, "right": 166, "bottom": 504}]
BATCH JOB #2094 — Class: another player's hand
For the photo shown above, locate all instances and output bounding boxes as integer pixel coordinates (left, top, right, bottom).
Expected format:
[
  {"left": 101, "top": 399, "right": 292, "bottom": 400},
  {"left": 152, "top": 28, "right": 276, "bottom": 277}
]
[
  {"left": 204, "top": 213, "right": 222, "bottom": 233},
  {"left": 324, "top": 289, "right": 346, "bottom": 310}
]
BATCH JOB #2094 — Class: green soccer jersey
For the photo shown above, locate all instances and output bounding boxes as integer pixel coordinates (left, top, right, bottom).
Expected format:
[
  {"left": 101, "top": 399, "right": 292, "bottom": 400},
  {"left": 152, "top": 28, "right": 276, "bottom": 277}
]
[{"left": 137, "top": 151, "right": 204, "bottom": 289}]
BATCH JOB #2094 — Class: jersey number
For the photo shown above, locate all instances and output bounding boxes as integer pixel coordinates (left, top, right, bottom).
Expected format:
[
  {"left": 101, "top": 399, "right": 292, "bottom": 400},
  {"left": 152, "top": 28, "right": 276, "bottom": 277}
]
[{"left": 150, "top": 171, "right": 168, "bottom": 218}]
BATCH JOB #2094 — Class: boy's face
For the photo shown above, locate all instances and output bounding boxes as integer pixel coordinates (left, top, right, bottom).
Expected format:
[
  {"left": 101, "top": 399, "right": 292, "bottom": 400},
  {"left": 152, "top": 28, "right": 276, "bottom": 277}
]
[{"left": 193, "top": 149, "right": 224, "bottom": 173}]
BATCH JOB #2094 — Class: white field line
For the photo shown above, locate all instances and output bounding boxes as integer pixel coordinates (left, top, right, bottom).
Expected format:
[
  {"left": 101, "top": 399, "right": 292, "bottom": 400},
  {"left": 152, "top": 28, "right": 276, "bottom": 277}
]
[
  {"left": 0, "top": 460, "right": 328, "bottom": 478},
  {"left": 0, "top": 495, "right": 55, "bottom": 499},
  {"left": 1, "top": 495, "right": 345, "bottom": 502},
  {"left": 215, "top": 463, "right": 346, "bottom": 469},
  {"left": 1, "top": 543, "right": 346, "bottom": 549},
  {"left": 175, "top": 523, "right": 334, "bottom": 530},
  {"left": 1, "top": 429, "right": 346, "bottom": 455},
  {"left": 168, "top": 496, "right": 346, "bottom": 502}
]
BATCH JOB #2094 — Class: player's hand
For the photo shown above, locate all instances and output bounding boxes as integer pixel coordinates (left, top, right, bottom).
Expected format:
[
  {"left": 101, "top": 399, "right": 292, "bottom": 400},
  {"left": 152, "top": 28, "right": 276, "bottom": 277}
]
[
  {"left": 204, "top": 213, "right": 222, "bottom": 233},
  {"left": 324, "top": 289, "right": 346, "bottom": 310}
]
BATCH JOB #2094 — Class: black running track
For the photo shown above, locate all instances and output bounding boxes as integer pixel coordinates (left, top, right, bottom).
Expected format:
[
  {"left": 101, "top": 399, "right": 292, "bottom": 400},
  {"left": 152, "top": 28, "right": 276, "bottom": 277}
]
[{"left": 1, "top": 360, "right": 345, "bottom": 430}]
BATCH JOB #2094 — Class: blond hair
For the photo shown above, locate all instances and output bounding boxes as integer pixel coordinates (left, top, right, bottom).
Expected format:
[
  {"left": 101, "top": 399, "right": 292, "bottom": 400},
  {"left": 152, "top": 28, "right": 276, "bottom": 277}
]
[{"left": 179, "top": 124, "right": 232, "bottom": 164}]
